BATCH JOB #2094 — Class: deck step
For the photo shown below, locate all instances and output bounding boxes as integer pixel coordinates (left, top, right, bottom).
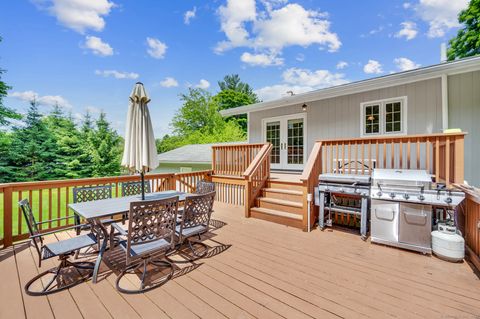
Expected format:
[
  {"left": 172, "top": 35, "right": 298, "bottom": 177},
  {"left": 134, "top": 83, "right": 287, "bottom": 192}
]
[
  {"left": 250, "top": 207, "right": 303, "bottom": 229},
  {"left": 266, "top": 180, "right": 303, "bottom": 191},
  {"left": 262, "top": 188, "right": 303, "bottom": 202},
  {"left": 257, "top": 197, "right": 303, "bottom": 215}
]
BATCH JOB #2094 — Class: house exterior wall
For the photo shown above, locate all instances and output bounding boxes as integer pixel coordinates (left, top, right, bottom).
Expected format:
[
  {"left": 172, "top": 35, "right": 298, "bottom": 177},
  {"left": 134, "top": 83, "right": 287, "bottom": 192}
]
[
  {"left": 249, "top": 78, "right": 443, "bottom": 156},
  {"left": 448, "top": 70, "right": 480, "bottom": 186}
]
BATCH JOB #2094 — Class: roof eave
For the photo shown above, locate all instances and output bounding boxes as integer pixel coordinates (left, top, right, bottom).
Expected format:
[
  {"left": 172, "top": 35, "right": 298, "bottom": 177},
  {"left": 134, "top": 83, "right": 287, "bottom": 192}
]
[{"left": 220, "top": 56, "right": 480, "bottom": 117}]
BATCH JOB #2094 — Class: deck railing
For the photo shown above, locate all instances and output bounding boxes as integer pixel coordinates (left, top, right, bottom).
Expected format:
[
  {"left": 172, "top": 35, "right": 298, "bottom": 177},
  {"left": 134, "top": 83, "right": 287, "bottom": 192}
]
[
  {"left": 456, "top": 185, "right": 480, "bottom": 271},
  {"left": 243, "top": 144, "right": 272, "bottom": 217},
  {"left": 318, "top": 132, "right": 466, "bottom": 186},
  {"left": 212, "top": 143, "right": 265, "bottom": 177},
  {"left": 0, "top": 170, "right": 212, "bottom": 247}
]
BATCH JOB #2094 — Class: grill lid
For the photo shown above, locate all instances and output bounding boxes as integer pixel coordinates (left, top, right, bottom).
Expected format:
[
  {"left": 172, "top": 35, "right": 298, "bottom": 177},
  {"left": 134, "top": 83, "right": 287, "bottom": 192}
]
[
  {"left": 319, "top": 173, "right": 371, "bottom": 185},
  {"left": 372, "top": 169, "right": 432, "bottom": 188}
]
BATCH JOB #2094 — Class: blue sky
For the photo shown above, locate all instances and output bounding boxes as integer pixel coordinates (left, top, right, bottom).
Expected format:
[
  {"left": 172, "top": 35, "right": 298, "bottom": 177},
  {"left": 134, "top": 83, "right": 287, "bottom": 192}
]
[{"left": 0, "top": 0, "right": 469, "bottom": 137}]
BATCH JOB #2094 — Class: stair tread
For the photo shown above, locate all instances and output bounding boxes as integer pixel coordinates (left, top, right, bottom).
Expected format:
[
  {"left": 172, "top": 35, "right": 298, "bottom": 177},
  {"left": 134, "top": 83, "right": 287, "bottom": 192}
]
[
  {"left": 250, "top": 207, "right": 303, "bottom": 220},
  {"left": 263, "top": 188, "right": 303, "bottom": 195},
  {"left": 258, "top": 197, "right": 303, "bottom": 207}
]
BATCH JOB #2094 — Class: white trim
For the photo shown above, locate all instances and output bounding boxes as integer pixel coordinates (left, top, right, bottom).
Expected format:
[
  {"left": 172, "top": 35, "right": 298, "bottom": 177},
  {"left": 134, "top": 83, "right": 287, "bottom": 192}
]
[
  {"left": 360, "top": 96, "right": 408, "bottom": 137},
  {"left": 220, "top": 56, "right": 480, "bottom": 117},
  {"left": 261, "top": 113, "right": 307, "bottom": 170},
  {"left": 441, "top": 74, "right": 449, "bottom": 131},
  {"left": 246, "top": 112, "right": 250, "bottom": 142}
]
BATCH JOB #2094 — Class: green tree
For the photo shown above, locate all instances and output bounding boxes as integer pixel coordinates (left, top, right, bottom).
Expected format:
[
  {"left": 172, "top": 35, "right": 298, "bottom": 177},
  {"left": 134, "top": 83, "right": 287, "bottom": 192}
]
[
  {"left": 5, "top": 100, "right": 59, "bottom": 182},
  {"left": 87, "top": 112, "right": 122, "bottom": 177},
  {"left": 447, "top": 0, "right": 480, "bottom": 60},
  {"left": 217, "top": 74, "right": 259, "bottom": 102},
  {"left": 44, "top": 104, "right": 85, "bottom": 178}
]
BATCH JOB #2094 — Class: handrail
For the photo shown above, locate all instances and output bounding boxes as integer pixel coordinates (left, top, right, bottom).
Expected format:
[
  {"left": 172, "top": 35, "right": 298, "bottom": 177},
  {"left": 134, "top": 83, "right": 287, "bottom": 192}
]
[
  {"left": 212, "top": 143, "right": 265, "bottom": 177},
  {"left": 300, "top": 142, "right": 322, "bottom": 182},
  {"left": 316, "top": 132, "right": 467, "bottom": 143},
  {"left": 243, "top": 144, "right": 272, "bottom": 179},
  {"left": 243, "top": 143, "right": 272, "bottom": 217}
]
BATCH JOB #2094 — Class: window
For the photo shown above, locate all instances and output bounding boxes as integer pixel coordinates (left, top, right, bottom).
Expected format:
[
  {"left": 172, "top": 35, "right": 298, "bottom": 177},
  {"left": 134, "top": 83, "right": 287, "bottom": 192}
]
[{"left": 361, "top": 97, "right": 406, "bottom": 136}]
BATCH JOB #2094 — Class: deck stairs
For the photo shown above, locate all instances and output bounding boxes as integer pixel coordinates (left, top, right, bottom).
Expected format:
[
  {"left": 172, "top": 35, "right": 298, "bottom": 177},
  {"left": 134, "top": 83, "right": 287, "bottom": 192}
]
[{"left": 249, "top": 177, "right": 305, "bottom": 229}]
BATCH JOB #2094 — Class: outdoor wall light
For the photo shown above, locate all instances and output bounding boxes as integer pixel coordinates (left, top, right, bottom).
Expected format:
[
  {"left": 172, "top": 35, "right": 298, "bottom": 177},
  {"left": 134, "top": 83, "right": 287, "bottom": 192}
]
[{"left": 302, "top": 103, "right": 308, "bottom": 111}]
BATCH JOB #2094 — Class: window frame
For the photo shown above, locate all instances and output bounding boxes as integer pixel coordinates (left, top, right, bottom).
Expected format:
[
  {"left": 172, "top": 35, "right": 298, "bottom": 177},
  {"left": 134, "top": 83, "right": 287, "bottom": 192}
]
[{"left": 360, "top": 96, "right": 407, "bottom": 137}]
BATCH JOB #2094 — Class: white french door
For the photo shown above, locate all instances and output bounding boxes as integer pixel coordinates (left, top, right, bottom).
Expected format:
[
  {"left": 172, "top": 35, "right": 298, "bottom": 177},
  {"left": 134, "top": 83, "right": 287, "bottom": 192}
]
[{"left": 263, "top": 114, "right": 306, "bottom": 170}]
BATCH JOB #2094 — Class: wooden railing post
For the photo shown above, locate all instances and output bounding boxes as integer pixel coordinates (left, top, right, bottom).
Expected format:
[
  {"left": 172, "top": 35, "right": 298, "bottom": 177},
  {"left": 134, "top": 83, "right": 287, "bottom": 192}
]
[
  {"left": 454, "top": 135, "right": 465, "bottom": 184},
  {"left": 245, "top": 179, "right": 252, "bottom": 218},
  {"left": 3, "top": 186, "right": 13, "bottom": 247}
]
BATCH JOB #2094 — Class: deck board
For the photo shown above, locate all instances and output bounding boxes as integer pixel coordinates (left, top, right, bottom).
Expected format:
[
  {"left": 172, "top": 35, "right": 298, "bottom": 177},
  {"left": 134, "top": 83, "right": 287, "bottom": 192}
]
[{"left": 3, "top": 202, "right": 480, "bottom": 319}]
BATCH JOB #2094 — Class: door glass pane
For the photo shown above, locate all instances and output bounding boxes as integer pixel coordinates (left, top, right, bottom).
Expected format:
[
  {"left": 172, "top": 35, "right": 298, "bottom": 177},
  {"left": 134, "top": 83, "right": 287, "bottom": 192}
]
[
  {"left": 266, "top": 121, "right": 280, "bottom": 164},
  {"left": 287, "top": 119, "right": 304, "bottom": 165}
]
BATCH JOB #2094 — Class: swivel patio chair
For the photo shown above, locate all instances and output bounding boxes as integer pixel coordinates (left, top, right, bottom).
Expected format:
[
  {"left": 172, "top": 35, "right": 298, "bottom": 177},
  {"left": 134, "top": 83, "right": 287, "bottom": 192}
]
[
  {"left": 116, "top": 196, "right": 178, "bottom": 294},
  {"left": 169, "top": 191, "right": 215, "bottom": 263},
  {"left": 19, "top": 199, "right": 97, "bottom": 296}
]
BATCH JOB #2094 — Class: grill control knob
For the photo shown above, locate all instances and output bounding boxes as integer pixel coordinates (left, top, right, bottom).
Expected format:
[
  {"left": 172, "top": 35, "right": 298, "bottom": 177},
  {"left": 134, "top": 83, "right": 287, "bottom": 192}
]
[
  {"left": 403, "top": 193, "right": 410, "bottom": 200},
  {"left": 390, "top": 192, "right": 396, "bottom": 199},
  {"left": 445, "top": 197, "right": 453, "bottom": 204},
  {"left": 376, "top": 191, "right": 382, "bottom": 197},
  {"left": 418, "top": 194, "right": 425, "bottom": 201}
]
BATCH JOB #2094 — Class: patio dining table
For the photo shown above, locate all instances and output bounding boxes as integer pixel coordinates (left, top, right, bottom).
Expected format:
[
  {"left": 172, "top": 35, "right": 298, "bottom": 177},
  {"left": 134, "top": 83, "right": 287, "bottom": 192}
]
[{"left": 68, "top": 190, "right": 188, "bottom": 283}]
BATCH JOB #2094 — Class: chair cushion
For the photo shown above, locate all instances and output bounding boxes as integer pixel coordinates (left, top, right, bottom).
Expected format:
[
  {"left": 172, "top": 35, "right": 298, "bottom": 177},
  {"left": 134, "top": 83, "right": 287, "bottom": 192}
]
[
  {"left": 43, "top": 233, "right": 97, "bottom": 259},
  {"left": 175, "top": 224, "right": 208, "bottom": 238},
  {"left": 111, "top": 222, "right": 128, "bottom": 236},
  {"left": 118, "top": 238, "right": 171, "bottom": 257}
]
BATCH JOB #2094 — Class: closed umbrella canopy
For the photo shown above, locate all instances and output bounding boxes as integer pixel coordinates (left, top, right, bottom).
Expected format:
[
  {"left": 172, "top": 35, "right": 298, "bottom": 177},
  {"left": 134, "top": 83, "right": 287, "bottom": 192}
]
[{"left": 121, "top": 82, "right": 158, "bottom": 198}]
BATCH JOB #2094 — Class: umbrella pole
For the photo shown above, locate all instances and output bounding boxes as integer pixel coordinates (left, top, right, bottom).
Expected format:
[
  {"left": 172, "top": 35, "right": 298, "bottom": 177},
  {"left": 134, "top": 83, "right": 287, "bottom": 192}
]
[{"left": 141, "top": 171, "right": 145, "bottom": 200}]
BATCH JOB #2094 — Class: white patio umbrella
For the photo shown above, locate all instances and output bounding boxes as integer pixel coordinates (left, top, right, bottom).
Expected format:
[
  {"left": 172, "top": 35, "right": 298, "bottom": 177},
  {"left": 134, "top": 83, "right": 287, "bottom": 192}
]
[{"left": 121, "top": 82, "right": 159, "bottom": 200}]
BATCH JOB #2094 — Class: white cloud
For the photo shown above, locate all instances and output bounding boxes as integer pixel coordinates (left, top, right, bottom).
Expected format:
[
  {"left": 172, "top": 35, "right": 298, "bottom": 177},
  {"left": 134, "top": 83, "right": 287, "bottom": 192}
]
[
  {"left": 215, "top": 1, "right": 340, "bottom": 59},
  {"left": 395, "top": 21, "right": 418, "bottom": 40},
  {"left": 363, "top": 60, "right": 383, "bottom": 74},
  {"left": 414, "top": 0, "right": 469, "bottom": 38},
  {"left": 85, "top": 106, "right": 101, "bottom": 114},
  {"left": 255, "top": 67, "right": 348, "bottom": 101},
  {"left": 10, "top": 90, "right": 72, "bottom": 108},
  {"left": 240, "top": 52, "right": 283, "bottom": 66},
  {"left": 403, "top": 2, "right": 412, "bottom": 9},
  {"left": 336, "top": 61, "right": 348, "bottom": 69},
  {"left": 95, "top": 69, "right": 139, "bottom": 79},
  {"left": 146, "top": 37, "right": 167, "bottom": 59},
  {"left": 394, "top": 57, "right": 421, "bottom": 71},
  {"left": 195, "top": 79, "right": 210, "bottom": 89},
  {"left": 36, "top": 0, "right": 115, "bottom": 34},
  {"left": 184, "top": 7, "right": 196, "bottom": 25},
  {"left": 295, "top": 53, "right": 305, "bottom": 62},
  {"left": 159, "top": 77, "right": 179, "bottom": 88},
  {"left": 83, "top": 36, "right": 113, "bottom": 56}
]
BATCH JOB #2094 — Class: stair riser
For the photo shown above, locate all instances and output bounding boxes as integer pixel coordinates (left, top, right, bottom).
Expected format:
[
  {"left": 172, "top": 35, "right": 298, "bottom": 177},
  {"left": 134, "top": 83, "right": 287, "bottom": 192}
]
[
  {"left": 257, "top": 200, "right": 303, "bottom": 215},
  {"left": 262, "top": 190, "right": 303, "bottom": 202},
  {"left": 266, "top": 181, "right": 303, "bottom": 192},
  {"left": 250, "top": 210, "right": 303, "bottom": 229}
]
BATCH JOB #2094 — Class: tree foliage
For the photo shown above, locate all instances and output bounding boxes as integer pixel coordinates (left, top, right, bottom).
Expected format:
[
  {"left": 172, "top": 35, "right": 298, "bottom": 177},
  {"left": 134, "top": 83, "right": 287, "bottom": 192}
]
[{"left": 447, "top": 0, "right": 480, "bottom": 60}]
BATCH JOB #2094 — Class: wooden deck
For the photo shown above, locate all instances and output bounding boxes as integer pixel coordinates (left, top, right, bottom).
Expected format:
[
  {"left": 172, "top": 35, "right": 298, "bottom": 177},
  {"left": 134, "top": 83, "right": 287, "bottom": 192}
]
[{"left": 2, "top": 202, "right": 480, "bottom": 319}]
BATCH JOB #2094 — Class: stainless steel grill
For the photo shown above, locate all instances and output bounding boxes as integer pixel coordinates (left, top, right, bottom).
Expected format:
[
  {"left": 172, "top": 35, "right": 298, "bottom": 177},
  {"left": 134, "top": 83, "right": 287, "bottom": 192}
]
[{"left": 315, "top": 173, "right": 371, "bottom": 240}]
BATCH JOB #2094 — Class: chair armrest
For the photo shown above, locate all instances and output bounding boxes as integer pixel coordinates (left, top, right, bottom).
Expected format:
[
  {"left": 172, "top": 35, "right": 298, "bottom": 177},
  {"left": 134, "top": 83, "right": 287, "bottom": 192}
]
[
  {"left": 35, "top": 215, "right": 76, "bottom": 225},
  {"left": 29, "top": 224, "right": 90, "bottom": 239}
]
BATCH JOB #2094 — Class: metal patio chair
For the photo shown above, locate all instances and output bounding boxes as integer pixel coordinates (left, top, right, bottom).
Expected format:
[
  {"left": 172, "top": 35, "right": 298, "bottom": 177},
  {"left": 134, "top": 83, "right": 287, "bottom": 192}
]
[
  {"left": 121, "top": 181, "right": 151, "bottom": 197},
  {"left": 195, "top": 180, "right": 215, "bottom": 194},
  {"left": 169, "top": 191, "right": 215, "bottom": 263},
  {"left": 116, "top": 197, "right": 178, "bottom": 294},
  {"left": 73, "top": 185, "right": 115, "bottom": 235},
  {"left": 19, "top": 199, "right": 97, "bottom": 296}
]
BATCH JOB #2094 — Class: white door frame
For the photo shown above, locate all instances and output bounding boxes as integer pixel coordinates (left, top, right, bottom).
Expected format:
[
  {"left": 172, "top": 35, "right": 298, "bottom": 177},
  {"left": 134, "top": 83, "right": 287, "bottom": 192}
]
[{"left": 262, "top": 113, "right": 307, "bottom": 170}]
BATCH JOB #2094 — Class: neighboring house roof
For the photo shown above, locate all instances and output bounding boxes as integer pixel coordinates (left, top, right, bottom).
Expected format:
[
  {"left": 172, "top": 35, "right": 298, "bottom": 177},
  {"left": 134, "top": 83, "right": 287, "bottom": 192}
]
[
  {"left": 220, "top": 56, "right": 480, "bottom": 116},
  {"left": 157, "top": 141, "right": 246, "bottom": 164}
]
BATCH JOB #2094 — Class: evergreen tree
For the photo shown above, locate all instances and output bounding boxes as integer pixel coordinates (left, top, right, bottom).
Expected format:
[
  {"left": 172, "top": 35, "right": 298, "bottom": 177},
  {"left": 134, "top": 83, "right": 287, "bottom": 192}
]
[
  {"left": 87, "top": 112, "right": 122, "bottom": 177},
  {"left": 447, "top": 0, "right": 480, "bottom": 60},
  {"left": 6, "top": 100, "right": 58, "bottom": 182}
]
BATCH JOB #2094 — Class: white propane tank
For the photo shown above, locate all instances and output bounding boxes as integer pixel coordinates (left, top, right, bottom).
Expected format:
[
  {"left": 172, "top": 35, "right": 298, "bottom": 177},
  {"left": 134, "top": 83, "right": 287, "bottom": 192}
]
[{"left": 431, "top": 224, "right": 465, "bottom": 262}]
